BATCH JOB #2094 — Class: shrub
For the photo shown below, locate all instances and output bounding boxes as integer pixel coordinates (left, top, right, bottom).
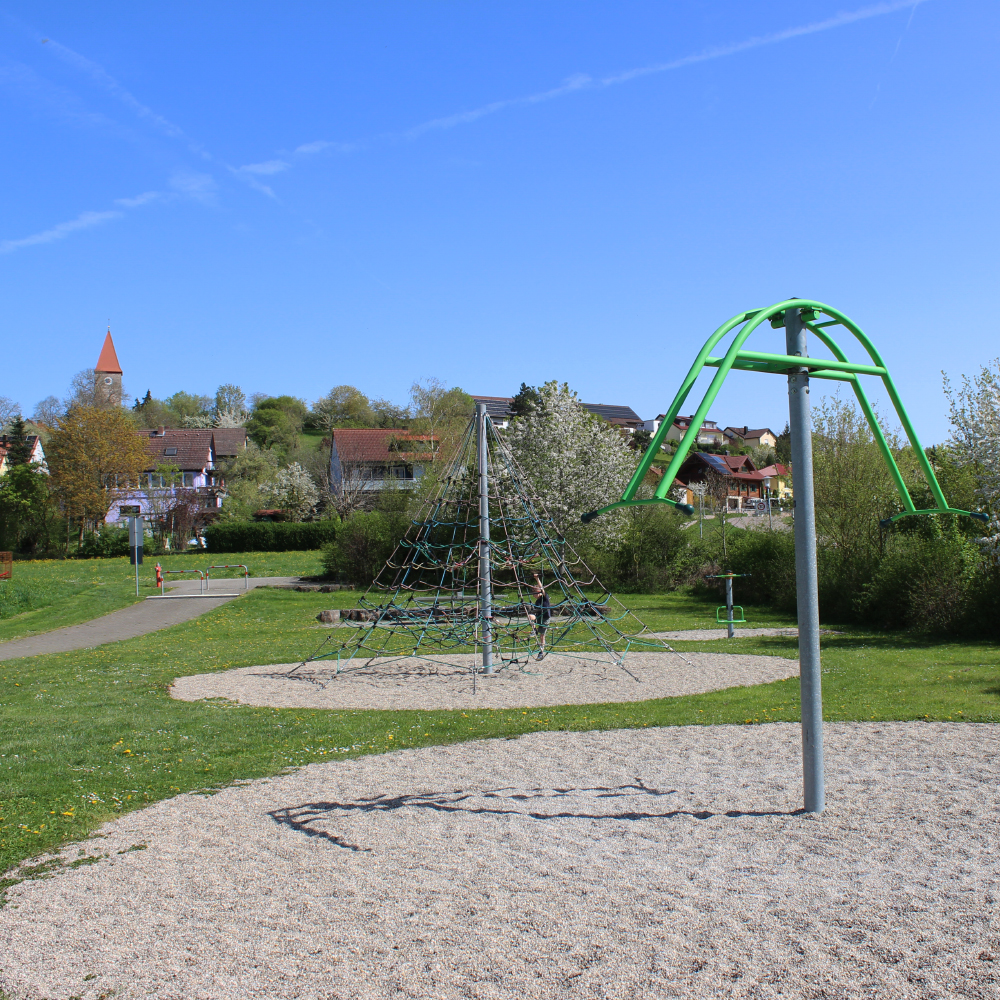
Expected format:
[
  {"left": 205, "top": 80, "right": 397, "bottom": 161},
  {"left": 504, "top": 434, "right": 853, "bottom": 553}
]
[
  {"left": 203, "top": 520, "right": 337, "bottom": 553},
  {"left": 856, "top": 532, "right": 979, "bottom": 633},
  {"left": 321, "top": 509, "right": 410, "bottom": 585},
  {"left": 77, "top": 526, "right": 131, "bottom": 559},
  {"left": 592, "top": 504, "right": 690, "bottom": 592},
  {"left": 726, "top": 527, "right": 798, "bottom": 611}
]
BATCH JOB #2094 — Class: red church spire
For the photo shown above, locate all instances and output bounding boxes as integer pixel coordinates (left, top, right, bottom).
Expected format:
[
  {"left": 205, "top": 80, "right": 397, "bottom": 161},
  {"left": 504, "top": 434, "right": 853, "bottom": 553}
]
[{"left": 95, "top": 328, "right": 122, "bottom": 374}]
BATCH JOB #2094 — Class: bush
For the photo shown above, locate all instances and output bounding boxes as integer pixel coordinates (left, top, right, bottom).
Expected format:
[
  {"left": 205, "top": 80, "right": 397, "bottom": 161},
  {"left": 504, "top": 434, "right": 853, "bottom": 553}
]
[
  {"left": 321, "top": 509, "right": 410, "bottom": 585},
  {"left": 203, "top": 520, "right": 337, "bottom": 553},
  {"left": 726, "top": 527, "right": 798, "bottom": 610},
  {"left": 77, "top": 526, "right": 131, "bottom": 559},
  {"left": 590, "top": 504, "right": 691, "bottom": 592},
  {"left": 856, "top": 532, "right": 979, "bottom": 633},
  {"left": 722, "top": 521, "right": 996, "bottom": 636}
]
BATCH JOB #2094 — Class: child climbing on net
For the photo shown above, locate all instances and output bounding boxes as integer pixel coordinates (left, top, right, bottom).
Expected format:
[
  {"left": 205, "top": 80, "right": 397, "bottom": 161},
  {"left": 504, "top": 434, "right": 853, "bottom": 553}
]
[{"left": 527, "top": 572, "right": 551, "bottom": 661}]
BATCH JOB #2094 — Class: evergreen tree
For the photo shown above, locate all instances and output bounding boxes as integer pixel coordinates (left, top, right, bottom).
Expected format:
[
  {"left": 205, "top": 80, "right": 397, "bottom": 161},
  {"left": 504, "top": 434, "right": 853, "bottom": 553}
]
[{"left": 4, "top": 415, "right": 33, "bottom": 466}]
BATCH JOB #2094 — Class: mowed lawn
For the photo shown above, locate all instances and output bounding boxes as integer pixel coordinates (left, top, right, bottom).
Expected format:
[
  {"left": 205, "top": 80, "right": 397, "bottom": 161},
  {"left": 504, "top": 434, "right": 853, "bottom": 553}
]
[
  {"left": 0, "top": 549, "right": 325, "bottom": 644},
  {"left": 2, "top": 582, "right": 999, "bottom": 896}
]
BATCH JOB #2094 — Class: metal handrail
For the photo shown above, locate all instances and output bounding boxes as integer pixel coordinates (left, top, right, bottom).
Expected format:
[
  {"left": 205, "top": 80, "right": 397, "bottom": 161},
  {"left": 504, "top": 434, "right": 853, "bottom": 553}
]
[
  {"left": 206, "top": 564, "right": 249, "bottom": 591},
  {"left": 161, "top": 568, "right": 206, "bottom": 593}
]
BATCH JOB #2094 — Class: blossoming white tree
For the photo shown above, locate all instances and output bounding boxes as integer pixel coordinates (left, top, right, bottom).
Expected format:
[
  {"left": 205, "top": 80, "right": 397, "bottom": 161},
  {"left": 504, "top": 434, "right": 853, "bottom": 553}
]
[
  {"left": 946, "top": 360, "right": 1000, "bottom": 565},
  {"left": 268, "top": 462, "right": 320, "bottom": 522},
  {"left": 506, "top": 381, "right": 638, "bottom": 547}
]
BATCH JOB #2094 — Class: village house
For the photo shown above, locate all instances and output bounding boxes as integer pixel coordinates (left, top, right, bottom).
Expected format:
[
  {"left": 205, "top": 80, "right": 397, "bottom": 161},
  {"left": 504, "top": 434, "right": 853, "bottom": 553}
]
[
  {"left": 0, "top": 433, "right": 46, "bottom": 476},
  {"left": 330, "top": 428, "right": 438, "bottom": 494},
  {"left": 756, "top": 462, "right": 793, "bottom": 501},
  {"left": 471, "top": 396, "right": 644, "bottom": 432},
  {"left": 723, "top": 425, "right": 779, "bottom": 450},
  {"left": 470, "top": 396, "right": 516, "bottom": 429},
  {"left": 674, "top": 451, "right": 770, "bottom": 511},
  {"left": 643, "top": 415, "right": 728, "bottom": 447},
  {"left": 105, "top": 426, "right": 248, "bottom": 523}
]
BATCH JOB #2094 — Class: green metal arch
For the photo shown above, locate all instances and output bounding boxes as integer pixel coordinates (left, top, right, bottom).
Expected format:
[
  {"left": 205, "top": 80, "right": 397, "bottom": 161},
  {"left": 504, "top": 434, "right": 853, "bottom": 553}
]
[{"left": 583, "top": 298, "right": 986, "bottom": 526}]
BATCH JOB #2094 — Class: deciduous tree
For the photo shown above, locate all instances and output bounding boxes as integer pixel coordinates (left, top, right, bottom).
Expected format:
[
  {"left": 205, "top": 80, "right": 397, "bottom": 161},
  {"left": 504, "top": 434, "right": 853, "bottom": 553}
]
[
  {"left": 46, "top": 406, "right": 151, "bottom": 539},
  {"left": 505, "top": 381, "right": 637, "bottom": 546}
]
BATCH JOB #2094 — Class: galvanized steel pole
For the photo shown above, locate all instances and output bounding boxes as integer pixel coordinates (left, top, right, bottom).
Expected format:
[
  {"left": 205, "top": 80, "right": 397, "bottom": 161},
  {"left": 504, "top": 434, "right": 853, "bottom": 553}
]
[
  {"left": 476, "top": 403, "right": 494, "bottom": 674},
  {"left": 725, "top": 576, "right": 735, "bottom": 639},
  {"left": 785, "top": 307, "right": 825, "bottom": 813}
]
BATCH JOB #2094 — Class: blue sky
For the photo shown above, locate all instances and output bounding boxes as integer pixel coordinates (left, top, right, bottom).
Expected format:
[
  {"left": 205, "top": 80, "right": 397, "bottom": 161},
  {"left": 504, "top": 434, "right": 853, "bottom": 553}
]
[{"left": 1, "top": 0, "right": 997, "bottom": 443}]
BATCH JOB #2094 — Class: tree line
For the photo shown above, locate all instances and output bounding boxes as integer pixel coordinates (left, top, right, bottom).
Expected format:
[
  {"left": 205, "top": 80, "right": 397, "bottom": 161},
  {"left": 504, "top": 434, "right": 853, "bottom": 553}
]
[{"left": 0, "top": 371, "right": 472, "bottom": 556}]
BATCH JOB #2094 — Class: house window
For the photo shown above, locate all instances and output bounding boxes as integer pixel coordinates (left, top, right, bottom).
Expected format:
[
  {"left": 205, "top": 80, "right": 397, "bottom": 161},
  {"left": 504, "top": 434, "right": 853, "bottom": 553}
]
[{"left": 164, "top": 447, "right": 177, "bottom": 456}]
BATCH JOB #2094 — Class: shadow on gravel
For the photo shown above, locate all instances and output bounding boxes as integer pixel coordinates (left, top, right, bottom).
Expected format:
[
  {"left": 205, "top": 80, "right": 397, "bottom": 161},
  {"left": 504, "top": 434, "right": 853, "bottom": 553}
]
[{"left": 268, "top": 782, "right": 802, "bottom": 848}]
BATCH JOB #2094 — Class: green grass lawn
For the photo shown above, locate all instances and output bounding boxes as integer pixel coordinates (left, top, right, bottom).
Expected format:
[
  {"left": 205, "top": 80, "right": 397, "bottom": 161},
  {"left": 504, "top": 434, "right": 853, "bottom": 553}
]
[
  {"left": 0, "top": 550, "right": 326, "bottom": 645},
  {"left": 2, "top": 585, "right": 998, "bottom": 892}
]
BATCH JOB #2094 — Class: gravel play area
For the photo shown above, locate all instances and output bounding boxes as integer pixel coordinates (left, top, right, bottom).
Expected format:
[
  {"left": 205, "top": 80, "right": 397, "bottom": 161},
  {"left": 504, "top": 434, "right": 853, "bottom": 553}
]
[
  {"left": 169, "top": 649, "right": 800, "bottom": 710},
  {"left": 1, "top": 723, "right": 997, "bottom": 999}
]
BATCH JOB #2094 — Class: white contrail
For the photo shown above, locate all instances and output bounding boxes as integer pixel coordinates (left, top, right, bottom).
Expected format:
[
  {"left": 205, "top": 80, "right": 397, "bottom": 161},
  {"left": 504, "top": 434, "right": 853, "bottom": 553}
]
[
  {"left": 1, "top": 190, "right": 167, "bottom": 254},
  {"left": 0, "top": 209, "right": 122, "bottom": 253},
  {"left": 41, "top": 36, "right": 210, "bottom": 158},
  {"left": 283, "top": 0, "right": 931, "bottom": 156}
]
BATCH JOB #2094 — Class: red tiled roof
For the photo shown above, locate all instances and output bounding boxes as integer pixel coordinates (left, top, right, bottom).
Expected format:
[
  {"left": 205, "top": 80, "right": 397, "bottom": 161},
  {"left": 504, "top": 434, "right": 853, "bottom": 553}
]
[
  {"left": 720, "top": 455, "right": 758, "bottom": 473},
  {"left": 95, "top": 330, "right": 122, "bottom": 374},
  {"left": 211, "top": 428, "right": 248, "bottom": 457},
  {"left": 332, "top": 428, "right": 436, "bottom": 463},
  {"left": 139, "top": 429, "right": 213, "bottom": 471},
  {"left": 137, "top": 428, "right": 247, "bottom": 470}
]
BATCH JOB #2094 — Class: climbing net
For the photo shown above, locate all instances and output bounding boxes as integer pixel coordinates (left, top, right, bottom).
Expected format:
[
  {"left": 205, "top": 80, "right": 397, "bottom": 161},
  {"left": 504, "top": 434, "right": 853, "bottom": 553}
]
[{"left": 298, "top": 412, "right": 679, "bottom": 675}]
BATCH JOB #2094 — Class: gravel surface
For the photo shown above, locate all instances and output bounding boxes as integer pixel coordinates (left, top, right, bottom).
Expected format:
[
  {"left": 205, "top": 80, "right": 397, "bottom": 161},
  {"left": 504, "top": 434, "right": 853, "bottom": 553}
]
[
  {"left": 650, "top": 628, "right": 800, "bottom": 641},
  {"left": 169, "top": 650, "right": 800, "bottom": 710},
  {"left": 1, "top": 723, "right": 997, "bottom": 999},
  {"left": 648, "top": 629, "right": 841, "bottom": 641}
]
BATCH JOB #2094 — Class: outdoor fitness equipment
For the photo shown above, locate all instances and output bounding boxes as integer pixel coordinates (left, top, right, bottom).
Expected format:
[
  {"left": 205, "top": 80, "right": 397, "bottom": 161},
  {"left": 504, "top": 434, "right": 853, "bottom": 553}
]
[
  {"left": 583, "top": 299, "right": 987, "bottom": 814},
  {"left": 294, "top": 403, "right": 679, "bottom": 683},
  {"left": 707, "top": 572, "right": 749, "bottom": 639}
]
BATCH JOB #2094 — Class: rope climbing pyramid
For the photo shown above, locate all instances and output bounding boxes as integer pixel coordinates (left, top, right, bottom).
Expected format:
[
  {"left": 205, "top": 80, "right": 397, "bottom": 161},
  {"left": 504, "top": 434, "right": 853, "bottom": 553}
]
[{"left": 296, "top": 403, "right": 680, "bottom": 680}]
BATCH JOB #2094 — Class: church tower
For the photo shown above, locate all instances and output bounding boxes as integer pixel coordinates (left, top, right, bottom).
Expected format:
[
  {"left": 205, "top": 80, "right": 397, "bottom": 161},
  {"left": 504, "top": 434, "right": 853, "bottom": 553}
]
[{"left": 94, "top": 328, "right": 123, "bottom": 407}]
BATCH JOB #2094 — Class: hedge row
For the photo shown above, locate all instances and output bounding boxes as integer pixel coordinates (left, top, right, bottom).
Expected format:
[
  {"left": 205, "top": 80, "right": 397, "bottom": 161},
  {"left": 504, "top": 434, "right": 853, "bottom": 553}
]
[{"left": 203, "top": 520, "right": 337, "bottom": 553}]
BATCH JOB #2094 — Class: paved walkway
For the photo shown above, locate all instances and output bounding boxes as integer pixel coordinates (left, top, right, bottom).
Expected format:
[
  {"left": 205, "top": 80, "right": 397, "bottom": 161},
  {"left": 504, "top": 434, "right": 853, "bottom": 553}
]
[{"left": 0, "top": 577, "right": 299, "bottom": 662}]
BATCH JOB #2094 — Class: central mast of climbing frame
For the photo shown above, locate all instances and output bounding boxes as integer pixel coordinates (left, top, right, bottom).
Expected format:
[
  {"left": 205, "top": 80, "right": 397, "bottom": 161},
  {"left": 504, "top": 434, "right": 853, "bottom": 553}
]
[{"left": 476, "top": 402, "right": 494, "bottom": 673}]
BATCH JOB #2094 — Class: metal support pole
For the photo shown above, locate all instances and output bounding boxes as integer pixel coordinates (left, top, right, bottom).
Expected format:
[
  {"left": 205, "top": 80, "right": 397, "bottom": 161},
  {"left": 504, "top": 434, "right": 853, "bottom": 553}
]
[
  {"left": 476, "top": 403, "right": 493, "bottom": 674},
  {"left": 725, "top": 576, "right": 735, "bottom": 639},
  {"left": 785, "top": 307, "right": 825, "bottom": 813}
]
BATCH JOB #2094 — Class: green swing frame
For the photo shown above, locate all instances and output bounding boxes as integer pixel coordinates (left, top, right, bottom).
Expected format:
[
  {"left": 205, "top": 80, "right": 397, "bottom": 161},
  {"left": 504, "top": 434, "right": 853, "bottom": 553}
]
[{"left": 583, "top": 298, "right": 987, "bottom": 528}]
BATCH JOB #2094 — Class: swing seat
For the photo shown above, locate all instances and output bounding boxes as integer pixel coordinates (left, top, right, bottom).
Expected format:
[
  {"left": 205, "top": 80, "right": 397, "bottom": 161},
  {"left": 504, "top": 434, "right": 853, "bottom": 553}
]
[{"left": 716, "top": 606, "right": 746, "bottom": 625}]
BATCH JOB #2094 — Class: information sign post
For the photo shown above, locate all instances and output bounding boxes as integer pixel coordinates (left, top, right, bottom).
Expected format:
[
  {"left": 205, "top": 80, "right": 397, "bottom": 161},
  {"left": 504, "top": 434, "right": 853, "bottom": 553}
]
[{"left": 121, "top": 506, "right": 143, "bottom": 597}]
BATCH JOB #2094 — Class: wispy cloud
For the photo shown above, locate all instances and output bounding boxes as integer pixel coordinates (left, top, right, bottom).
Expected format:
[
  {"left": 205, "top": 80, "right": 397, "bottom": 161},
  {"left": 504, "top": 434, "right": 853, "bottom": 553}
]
[
  {"left": 0, "top": 208, "right": 122, "bottom": 253},
  {"left": 239, "top": 159, "right": 291, "bottom": 176},
  {"left": 114, "top": 190, "right": 162, "bottom": 208},
  {"left": 169, "top": 170, "right": 218, "bottom": 205}
]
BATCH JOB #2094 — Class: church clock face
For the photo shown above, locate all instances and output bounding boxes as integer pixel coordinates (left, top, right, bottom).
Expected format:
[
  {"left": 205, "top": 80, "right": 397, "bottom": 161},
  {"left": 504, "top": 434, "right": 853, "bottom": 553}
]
[{"left": 104, "top": 377, "right": 113, "bottom": 385}]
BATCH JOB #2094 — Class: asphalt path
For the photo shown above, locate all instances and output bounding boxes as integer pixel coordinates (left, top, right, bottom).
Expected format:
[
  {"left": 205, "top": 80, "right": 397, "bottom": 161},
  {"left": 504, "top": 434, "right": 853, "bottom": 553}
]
[{"left": 0, "top": 577, "right": 300, "bottom": 662}]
